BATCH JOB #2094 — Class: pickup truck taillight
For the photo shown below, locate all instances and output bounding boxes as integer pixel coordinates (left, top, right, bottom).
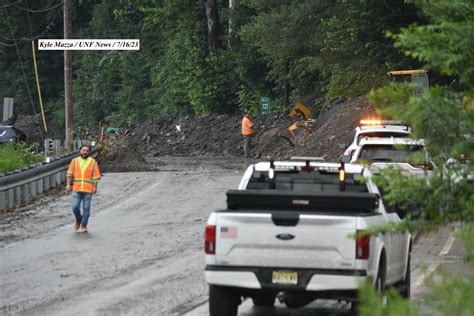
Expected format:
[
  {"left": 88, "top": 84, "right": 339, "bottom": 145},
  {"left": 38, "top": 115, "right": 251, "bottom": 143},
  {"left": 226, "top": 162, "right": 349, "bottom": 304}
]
[
  {"left": 356, "top": 230, "right": 370, "bottom": 260},
  {"left": 205, "top": 225, "right": 216, "bottom": 254}
]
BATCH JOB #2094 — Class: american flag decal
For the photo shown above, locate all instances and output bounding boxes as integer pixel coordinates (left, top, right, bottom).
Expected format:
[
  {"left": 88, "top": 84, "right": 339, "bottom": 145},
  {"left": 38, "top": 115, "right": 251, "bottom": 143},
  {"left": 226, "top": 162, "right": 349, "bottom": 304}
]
[{"left": 220, "top": 226, "right": 238, "bottom": 239}]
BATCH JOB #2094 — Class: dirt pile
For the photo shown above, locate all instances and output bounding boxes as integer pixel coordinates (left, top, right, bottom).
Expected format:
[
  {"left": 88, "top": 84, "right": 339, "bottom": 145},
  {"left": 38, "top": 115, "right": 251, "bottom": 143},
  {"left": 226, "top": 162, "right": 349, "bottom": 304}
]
[
  {"left": 13, "top": 114, "right": 64, "bottom": 147},
  {"left": 123, "top": 114, "right": 297, "bottom": 158},
  {"left": 291, "top": 96, "right": 374, "bottom": 160},
  {"left": 114, "top": 96, "right": 374, "bottom": 162}
]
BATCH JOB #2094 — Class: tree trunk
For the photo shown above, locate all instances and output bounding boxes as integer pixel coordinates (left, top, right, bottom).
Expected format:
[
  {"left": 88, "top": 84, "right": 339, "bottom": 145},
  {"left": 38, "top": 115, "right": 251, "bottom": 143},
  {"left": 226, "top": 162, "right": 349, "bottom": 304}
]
[
  {"left": 205, "top": 0, "right": 220, "bottom": 55},
  {"left": 284, "top": 61, "right": 290, "bottom": 108},
  {"left": 228, "top": 0, "right": 237, "bottom": 48}
]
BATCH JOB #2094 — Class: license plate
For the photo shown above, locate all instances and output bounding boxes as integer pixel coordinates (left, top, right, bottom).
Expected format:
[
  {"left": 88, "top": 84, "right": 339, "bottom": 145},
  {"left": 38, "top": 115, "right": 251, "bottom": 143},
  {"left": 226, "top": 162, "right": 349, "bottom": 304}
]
[{"left": 272, "top": 271, "right": 298, "bottom": 285}]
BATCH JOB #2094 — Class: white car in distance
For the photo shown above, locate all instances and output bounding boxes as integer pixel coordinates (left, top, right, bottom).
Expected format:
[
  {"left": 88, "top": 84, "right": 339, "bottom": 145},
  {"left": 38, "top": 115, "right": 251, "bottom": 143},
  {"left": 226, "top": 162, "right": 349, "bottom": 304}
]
[
  {"left": 346, "top": 137, "right": 433, "bottom": 176},
  {"left": 342, "top": 120, "right": 412, "bottom": 158}
]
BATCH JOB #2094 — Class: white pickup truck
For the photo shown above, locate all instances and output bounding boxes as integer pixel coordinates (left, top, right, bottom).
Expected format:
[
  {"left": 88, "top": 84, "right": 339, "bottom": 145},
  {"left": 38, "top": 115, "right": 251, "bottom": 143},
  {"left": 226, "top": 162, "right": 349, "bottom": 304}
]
[{"left": 204, "top": 161, "right": 411, "bottom": 315}]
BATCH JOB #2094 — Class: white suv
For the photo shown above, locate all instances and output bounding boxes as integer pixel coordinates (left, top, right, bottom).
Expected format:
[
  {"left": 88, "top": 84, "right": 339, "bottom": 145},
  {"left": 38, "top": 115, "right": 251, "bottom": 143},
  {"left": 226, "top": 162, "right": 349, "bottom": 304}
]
[
  {"left": 343, "top": 120, "right": 411, "bottom": 158},
  {"left": 348, "top": 137, "right": 433, "bottom": 176}
]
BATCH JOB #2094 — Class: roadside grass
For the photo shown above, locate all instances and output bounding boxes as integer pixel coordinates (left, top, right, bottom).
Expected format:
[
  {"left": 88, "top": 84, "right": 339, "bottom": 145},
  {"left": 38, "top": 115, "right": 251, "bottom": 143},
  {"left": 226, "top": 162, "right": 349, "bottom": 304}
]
[
  {"left": 358, "top": 225, "right": 474, "bottom": 316},
  {"left": 0, "top": 142, "right": 43, "bottom": 173}
]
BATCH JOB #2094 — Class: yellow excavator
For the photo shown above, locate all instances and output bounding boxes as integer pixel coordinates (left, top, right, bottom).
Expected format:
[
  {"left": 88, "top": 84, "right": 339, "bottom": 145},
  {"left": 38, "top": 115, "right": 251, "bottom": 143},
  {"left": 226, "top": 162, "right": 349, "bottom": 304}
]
[
  {"left": 387, "top": 69, "right": 473, "bottom": 109},
  {"left": 387, "top": 69, "right": 429, "bottom": 96},
  {"left": 285, "top": 101, "right": 314, "bottom": 145},
  {"left": 253, "top": 101, "right": 314, "bottom": 153}
]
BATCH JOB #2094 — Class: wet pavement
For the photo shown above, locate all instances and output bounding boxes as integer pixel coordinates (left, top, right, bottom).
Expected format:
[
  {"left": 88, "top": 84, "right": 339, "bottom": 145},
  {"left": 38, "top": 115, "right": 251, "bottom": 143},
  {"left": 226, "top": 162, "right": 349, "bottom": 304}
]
[
  {"left": 0, "top": 159, "right": 471, "bottom": 315},
  {"left": 0, "top": 160, "right": 244, "bottom": 315}
]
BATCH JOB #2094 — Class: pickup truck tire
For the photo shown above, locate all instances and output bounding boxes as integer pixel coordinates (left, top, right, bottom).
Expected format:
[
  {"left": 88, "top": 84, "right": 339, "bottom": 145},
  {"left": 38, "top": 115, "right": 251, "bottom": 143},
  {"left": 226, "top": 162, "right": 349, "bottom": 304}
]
[
  {"left": 399, "top": 254, "right": 411, "bottom": 298},
  {"left": 209, "top": 285, "right": 239, "bottom": 316},
  {"left": 375, "top": 254, "right": 386, "bottom": 294},
  {"left": 252, "top": 293, "right": 275, "bottom": 306}
]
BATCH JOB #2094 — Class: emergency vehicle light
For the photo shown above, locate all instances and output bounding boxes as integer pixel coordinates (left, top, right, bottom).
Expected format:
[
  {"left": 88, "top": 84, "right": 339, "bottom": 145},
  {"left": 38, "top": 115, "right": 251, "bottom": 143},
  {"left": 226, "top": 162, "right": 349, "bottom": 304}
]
[
  {"left": 360, "top": 119, "right": 382, "bottom": 126},
  {"left": 360, "top": 119, "right": 407, "bottom": 127}
]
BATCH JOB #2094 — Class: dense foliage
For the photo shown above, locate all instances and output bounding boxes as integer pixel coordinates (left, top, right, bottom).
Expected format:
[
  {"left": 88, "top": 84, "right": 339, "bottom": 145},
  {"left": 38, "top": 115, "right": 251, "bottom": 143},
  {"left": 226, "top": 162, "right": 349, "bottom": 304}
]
[
  {"left": 0, "top": 0, "right": 422, "bottom": 130},
  {"left": 361, "top": 0, "right": 474, "bottom": 315},
  {"left": 0, "top": 142, "right": 43, "bottom": 173}
]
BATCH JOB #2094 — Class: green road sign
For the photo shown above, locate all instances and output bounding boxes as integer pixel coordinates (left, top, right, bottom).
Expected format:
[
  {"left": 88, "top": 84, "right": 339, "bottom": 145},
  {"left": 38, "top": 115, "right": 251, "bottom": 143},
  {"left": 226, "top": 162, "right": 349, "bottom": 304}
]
[{"left": 260, "top": 97, "right": 270, "bottom": 114}]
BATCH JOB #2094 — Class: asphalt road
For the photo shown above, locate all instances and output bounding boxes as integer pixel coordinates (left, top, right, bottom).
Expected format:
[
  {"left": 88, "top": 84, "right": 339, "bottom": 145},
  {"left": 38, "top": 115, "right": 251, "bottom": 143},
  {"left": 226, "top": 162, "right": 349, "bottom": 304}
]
[
  {"left": 0, "top": 159, "right": 470, "bottom": 315},
  {"left": 0, "top": 161, "right": 243, "bottom": 315}
]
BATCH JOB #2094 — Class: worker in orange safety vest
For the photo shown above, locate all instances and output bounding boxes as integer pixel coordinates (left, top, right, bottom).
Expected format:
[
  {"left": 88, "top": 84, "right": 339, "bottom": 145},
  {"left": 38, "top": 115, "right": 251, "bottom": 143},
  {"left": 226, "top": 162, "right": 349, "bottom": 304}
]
[
  {"left": 241, "top": 112, "right": 254, "bottom": 158},
  {"left": 66, "top": 145, "right": 101, "bottom": 233}
]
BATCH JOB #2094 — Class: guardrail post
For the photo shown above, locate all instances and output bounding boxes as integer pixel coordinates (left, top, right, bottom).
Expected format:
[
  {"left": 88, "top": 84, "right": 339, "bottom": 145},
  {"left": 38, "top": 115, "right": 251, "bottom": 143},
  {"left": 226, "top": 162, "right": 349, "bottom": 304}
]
[
  {"left": 44, "top": 176, "right": 50, "bottom": 191},
  {"left": 22, "top": 184, "right": 30, "bottom": 201},
  {"left": 0, "top": 192, "right": 5, "bottom": 210},
  {"left": 37, "top": 178, "right": 43, "bottom": 194},
  {"left": 30, "top": 181, "right": 37, "bottom": 197},
  {"left": 55, "top": 172, "right": 61, "bottom": 186},
  {"left": 15, "top": 186, "right": 22, "bottom": 204},
  {"left": 7, "top": 188, "right": 14, "bottom": 208}
]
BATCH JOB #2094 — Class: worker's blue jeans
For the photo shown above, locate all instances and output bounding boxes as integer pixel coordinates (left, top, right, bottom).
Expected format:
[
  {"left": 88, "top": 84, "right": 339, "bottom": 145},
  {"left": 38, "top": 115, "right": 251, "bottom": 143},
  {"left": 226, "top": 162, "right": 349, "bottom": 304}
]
[{"left": 72, "top": 192, "right": 92, "bottom": 225}]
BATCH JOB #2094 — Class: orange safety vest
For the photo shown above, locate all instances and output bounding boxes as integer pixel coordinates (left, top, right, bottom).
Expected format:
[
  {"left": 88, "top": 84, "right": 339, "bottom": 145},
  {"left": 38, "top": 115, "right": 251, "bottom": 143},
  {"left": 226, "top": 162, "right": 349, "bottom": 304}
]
[
  {"left": 67, "top": 157, "right": 101, "bottom": 193},
  {"left": 241, "top": 117, "right": 254, "bottom": 135}
]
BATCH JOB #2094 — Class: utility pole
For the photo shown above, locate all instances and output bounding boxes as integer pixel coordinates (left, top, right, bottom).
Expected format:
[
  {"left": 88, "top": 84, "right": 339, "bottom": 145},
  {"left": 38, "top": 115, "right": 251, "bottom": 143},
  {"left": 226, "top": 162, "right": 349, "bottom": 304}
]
[{"left": 64, "top": 0, "right": 73, "bottom": 151}]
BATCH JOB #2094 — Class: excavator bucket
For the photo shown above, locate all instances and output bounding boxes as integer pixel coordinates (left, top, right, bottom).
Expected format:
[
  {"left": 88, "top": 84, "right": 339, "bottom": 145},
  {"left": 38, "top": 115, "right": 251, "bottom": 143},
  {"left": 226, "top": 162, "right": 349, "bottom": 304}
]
[{"left": 287, "top": 121, "right": 312, "bottom": 145}]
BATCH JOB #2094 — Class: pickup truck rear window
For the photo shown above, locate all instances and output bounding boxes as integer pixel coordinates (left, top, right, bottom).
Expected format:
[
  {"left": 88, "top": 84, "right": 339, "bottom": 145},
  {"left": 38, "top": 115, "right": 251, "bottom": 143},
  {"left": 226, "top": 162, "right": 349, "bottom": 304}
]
[{"left": 359, "top": 145, "right": 425, "bottom": 163}]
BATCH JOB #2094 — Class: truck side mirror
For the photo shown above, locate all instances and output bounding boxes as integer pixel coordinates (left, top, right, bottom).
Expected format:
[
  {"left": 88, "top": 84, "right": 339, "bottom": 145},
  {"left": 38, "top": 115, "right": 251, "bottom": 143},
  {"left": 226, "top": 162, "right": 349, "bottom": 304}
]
[{"left": 340, "top": 155, "right": 351, "bottom": 164}]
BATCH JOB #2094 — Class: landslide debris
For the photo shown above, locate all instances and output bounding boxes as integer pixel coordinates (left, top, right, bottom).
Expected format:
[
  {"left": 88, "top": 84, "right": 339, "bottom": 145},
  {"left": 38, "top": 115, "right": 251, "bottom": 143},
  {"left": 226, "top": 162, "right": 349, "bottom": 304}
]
[
  {"left": 114, "top": 96, "right": 374, "bottom": 162},
  {"left": 14, "top": 96, "right": 375, "bottom": 166},
  {"left": 14, "top": 114, "right": 64, "bottom": 146}
]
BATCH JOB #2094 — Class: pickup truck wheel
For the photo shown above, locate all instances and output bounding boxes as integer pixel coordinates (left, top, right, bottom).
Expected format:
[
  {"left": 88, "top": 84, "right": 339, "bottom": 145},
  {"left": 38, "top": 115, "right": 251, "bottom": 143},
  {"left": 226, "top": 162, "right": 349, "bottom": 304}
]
[
  {"left": 252, "top": 293, "right": 275, "bottom": 306},
  {"left": 375, "top": 257, "right": 386, "bottom": 294},
  {"left": 209, "top": 285, "right": 240, "bottom": 316},
  {"left": 399, "top": 254, "right": 411, "bottom": 298},
  {"left": 375, "top": 256, "right": 387, "bottom": 307}
]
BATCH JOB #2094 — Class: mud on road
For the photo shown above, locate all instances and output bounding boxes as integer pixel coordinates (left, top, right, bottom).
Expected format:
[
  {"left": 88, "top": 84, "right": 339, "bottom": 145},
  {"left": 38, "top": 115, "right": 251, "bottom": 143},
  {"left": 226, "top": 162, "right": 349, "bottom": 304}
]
[{"left": 0, "top": 160, "right": 244, "bottom": 315}]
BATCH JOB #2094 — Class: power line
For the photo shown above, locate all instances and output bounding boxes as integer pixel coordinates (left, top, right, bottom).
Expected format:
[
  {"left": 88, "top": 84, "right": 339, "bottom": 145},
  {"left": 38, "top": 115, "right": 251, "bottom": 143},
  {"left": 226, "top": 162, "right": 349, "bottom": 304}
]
[
  {"left": 0, "top": 40, "right": 15, "bottom": 46},
  {"left": 11, "top": 0, "right": 63, "bottom": 13},
  {"left": 2, "top": 1, "right": 44, "bottom": 141},
  {"left": 0, "top": 0, "right": 21, "bottom": 9},
  {"left": 0, "top": 5, "right": 62, "bottom": 42},
  {"left": 25, "top": 0, "right": 33, "bottom": 38},
  {"left": 0, "top": 28, "right": 51, "bottom": 42}
]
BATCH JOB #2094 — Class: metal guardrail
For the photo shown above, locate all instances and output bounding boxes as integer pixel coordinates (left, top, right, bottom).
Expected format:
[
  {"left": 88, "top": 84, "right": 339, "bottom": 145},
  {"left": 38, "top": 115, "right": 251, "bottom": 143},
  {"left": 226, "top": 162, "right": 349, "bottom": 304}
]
[{"left": 0, "top": 151, "right": 79, "bottom": 211}]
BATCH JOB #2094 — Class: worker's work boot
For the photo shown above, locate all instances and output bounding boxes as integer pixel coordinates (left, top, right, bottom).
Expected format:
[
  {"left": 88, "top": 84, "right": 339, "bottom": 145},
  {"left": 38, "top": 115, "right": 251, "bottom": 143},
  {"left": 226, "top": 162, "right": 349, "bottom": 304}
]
[
  {"left": 74, "top": 221, "right": 81, "bottom": 231},
  {"left": 81, "top": 224, "right": 88, "bottom": 233}
]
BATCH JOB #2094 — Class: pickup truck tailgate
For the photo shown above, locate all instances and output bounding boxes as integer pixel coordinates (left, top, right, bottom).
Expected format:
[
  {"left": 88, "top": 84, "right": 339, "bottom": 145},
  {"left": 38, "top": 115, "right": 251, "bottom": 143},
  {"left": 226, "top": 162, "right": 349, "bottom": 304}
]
[{"left": 215, "top": 212, "right": 356, "bottom": 269}]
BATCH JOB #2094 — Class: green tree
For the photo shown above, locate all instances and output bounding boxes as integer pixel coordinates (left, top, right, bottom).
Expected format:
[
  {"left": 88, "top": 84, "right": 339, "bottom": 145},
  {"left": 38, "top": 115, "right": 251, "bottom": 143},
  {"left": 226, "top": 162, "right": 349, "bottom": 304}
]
[{"left": 361, "top": 0, "right": 474, "bottom": 314}]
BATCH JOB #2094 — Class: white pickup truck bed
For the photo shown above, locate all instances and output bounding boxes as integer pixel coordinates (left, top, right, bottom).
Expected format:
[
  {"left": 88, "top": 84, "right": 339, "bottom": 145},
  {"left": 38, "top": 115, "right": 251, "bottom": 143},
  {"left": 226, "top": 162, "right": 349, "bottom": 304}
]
[{"left": 204, "top": 161, "right": 411, "bottom": 316}]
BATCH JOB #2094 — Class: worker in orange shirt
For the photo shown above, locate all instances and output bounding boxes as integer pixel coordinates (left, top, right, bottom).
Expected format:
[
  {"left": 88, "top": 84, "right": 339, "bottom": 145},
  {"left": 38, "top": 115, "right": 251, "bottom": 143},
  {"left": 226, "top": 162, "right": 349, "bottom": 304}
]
[
  {"left": 66, "top": 145, "right": 101, "bottom": 233},
  {"left": 241, "top": 112, "right": 254, "bottom": 158}
]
